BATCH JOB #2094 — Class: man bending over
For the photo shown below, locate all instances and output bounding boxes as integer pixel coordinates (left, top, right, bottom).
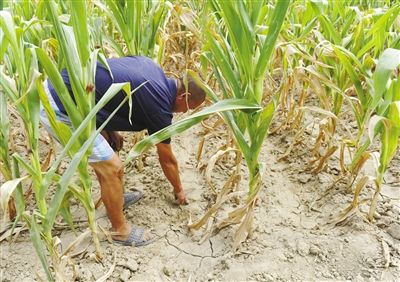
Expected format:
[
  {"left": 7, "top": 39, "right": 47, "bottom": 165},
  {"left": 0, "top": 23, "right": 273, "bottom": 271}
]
[{"left": 40, "top": 56, "right": 205, "bottom": 246}]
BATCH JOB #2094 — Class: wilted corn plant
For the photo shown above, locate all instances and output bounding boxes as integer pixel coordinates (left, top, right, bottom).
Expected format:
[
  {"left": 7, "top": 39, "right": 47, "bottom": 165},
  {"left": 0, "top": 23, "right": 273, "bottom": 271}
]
[
  {"left": 297, "top": 2, "right": 400, "bottom": 221},
  {"left": 328, "top": 4, "right": 400, "bottom": 180},
  {"left": 295, "top": 1, "right": 400, "bottom": 175},
  {"left": 1, "top": 1, "right": 132, "bottom": 280},
  {"left": 334, "top": 48, "right": 400, "bottom": 223}
]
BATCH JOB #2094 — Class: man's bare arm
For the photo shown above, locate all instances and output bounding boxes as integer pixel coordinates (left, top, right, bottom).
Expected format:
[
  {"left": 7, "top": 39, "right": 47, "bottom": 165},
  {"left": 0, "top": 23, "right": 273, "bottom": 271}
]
[{"left": 156, "top": 143, "right": 188, "bottom": 205}]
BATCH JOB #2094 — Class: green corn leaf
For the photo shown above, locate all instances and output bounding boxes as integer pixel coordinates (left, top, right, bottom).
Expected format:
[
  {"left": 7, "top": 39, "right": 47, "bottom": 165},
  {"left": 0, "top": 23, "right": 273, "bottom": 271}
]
[
  {"left": 309, "top": 0, "right": 328, "bottom": 15},
  {"left": 12, "top": 153, "right": 40, "bottom": 178},
  {"left": 202, "top": 52, "right": 231, "bottom": 99},
  {"left": 101, "top": 1, "right": 130, "bottom": 51},
  {"left": 382, "top": 102, "right": 400, "bottom": 167},
  {"left": 0, "top": 28, "right": 8, "bottom": 59},
  {"left": 97, "top": 51, "right": 114, "bottom": 80},
  {"left": 206, "top": 33, "right": 241, "bottom": 98},
  {"left": 393, "top": 79, "right": 400, "bottom": 101},
  {"left": 30, "top": 214, "right": 54, "bottom": 282},
  {"left": 0, "top": 90, "right": 11, "bottom": 180},
  {"left": 368, "top": 115, "right": 385, "bottom": 142},
  {"left": 255, "top": 0, "right": 289, "bottom": 80},
  {"left": 215, "top": 0, "right": 255, "bottom": 82},
  {"left": 61, "top": 24, "right": 86, "bottom": 111},
  {"left": 378, "top": 78, "right": 398, "bottom": 114},
  {"left": 357, "top": 5, "right": 400, "bottom": 58},
  {"left": 25, "top": 73, "right": 41, "bottom": 150},
  {"left": 297, "top": 18, "right": 317, "bottom": 40},
  {"left": 0, "top": 11, "right": 17, "bottom": 53},
  {"left": 45, "top": 1, "right": 89, "bottom": 121},
  {"left": 252, "top": 100, "right": 276, "bottom": 157},
  {"left": 0, "top": 68, "right": 18, "bottom": 101},
  {"left": 147, "top": 1, "right": 171, "bottom": 58},
  {"left": 366, "top": 5, "right": 400, "bottom": 39},
  {"left": 35, "top": 48, "right": 83, "bottom": 127},
  {"left": 11, "top": 156, "right": 25, "bottom": 217},
  {"left": 378, "top": 119, "right": 398, "bottom": 173},
  {"left": 248, "top": 0, "right": 264, "bottom": 26},
  {"left": 187, "top": 69, "right": 251, "bottom": 158},
  {"left": 372, "top": 48, "right": 400, "bottom": 109},
  {"left": 59, "top": 192, "right": 75, "bottom": 232},
  {"left": 70, "top": 0, "right": 89, "bottom": 66},
  {"left": 318, "top": 14, "right": 342, "bottom": 45},
  {"left": 67, "top": 183, "right": 90, "bottom": 211},
  {"left": 388, "top": 101, "right": 400, "bottom": 127},
  {"left": 0, "top": 10, "right": 27, "bottom": 85},
  {"left": 341, "top": 8, "right": 358, "bottom": 38},
  {"left": 128, "top": 0, "right": 139, "bottom": 54},
  {"left": 103, "top": 34, "right": 125, "bottom": 57},
  {"left": 333, "top": 45, "right": 367, "bottom": 106},
  {"left": 125, "top": 99, "right": 261, "bottom": 163},
  {"left": 36, "top": 80, "right": 76, "bottom": 151}
]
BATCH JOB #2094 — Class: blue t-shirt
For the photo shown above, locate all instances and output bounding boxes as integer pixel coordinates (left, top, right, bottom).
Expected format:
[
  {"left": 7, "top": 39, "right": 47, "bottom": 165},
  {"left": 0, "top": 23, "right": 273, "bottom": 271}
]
[{"left": 48, "top": 56, "right": 176, "bottom": 144}]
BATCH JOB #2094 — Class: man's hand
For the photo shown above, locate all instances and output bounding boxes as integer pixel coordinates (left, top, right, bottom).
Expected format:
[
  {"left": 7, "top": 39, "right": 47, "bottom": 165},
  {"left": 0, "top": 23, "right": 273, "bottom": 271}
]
[
  {"left": 101, "top": 131, "right": 124, "bottom": 151},
  {"left": 174, "top": 190, "right": 188, "bottom": 205}
]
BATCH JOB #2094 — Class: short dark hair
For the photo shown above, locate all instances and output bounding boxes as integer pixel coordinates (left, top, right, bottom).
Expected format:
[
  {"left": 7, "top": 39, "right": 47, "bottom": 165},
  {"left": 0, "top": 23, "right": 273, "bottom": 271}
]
[{"left": 179, "top": 74, "right": 206, "bottom": 104}]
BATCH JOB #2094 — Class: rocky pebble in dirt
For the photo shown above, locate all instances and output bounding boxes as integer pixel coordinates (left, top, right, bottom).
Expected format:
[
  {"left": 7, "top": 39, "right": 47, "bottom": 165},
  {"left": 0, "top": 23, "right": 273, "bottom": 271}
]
[{"left": 387, "top": 223, "right": 400, "bottom": 240}]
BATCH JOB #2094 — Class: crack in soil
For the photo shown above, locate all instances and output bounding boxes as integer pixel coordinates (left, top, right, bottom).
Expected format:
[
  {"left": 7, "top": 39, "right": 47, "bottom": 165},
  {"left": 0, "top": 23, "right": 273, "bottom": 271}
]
[
  {"left": 209, "top": 238, "right": 214, "bottom": 257},
  {"left": 164, "top": 229, "right": 219, "bottom": 259}
]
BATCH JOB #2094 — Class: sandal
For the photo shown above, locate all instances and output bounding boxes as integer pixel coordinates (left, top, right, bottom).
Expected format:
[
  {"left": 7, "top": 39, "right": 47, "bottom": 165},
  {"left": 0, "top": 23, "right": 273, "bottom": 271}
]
[
  {"left": 113, "top": 227, "right": 155, "bottom": 247},
  {"left": 123, "top": 191, "right": 144, "bottom": 209}
]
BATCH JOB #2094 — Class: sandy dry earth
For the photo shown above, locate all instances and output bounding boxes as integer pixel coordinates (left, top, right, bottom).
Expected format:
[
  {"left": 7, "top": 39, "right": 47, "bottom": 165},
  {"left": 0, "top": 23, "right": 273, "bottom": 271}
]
[{"left": 0, "top": 118, "right": 399, "bottom": 281}]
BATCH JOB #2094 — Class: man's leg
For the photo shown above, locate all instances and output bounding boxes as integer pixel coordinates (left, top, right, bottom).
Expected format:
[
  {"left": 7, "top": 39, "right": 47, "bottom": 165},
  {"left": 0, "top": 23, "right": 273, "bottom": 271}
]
[
  {"left": 90, "top": 153, "right": 152, "bottom": 242},
  {"left": 90, "top": 153, "right": 130, "bottom": 239}
]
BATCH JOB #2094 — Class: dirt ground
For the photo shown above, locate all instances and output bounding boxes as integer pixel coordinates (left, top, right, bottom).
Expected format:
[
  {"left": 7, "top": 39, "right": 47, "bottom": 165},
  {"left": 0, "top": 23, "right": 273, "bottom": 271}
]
[{"left": 0, "top": 114, "right": 399, "bottom": 281}]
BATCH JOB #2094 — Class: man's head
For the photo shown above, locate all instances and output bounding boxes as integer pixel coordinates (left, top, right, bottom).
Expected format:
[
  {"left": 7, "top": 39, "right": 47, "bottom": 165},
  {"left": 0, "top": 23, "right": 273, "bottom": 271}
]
[{"left": 173, "top": 74, "right": 206, "bottom": 113}]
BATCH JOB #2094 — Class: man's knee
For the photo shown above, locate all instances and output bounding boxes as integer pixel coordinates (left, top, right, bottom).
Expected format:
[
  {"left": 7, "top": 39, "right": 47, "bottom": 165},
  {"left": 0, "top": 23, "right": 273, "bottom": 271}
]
[{"left": 91, "top": 153, "right": 124, "bottom": 179}]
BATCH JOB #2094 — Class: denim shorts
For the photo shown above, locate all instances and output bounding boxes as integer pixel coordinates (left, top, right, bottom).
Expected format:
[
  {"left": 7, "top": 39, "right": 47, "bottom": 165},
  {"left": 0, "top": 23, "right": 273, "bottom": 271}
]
[{"left": 39, "top": 81, "right": 114, "bottom": 163}]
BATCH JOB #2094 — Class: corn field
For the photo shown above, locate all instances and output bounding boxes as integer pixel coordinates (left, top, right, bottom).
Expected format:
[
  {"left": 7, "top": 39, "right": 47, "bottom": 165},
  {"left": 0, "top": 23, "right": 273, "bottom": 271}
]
[{"left": 0, "top": 0, "right": 399, "bottom": 281}]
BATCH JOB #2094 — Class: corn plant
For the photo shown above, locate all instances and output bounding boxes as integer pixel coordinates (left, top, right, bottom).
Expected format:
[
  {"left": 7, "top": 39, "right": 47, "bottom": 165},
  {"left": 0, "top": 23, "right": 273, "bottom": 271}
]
[
  {"left": 1, "top": 1, "right": 132, "bottom": 280},
  {"left": 125, "top": 0, "right": 289, "bottom": 249},
  {"left": 95, "top": 0, "right": 172, "bottom": 60}
]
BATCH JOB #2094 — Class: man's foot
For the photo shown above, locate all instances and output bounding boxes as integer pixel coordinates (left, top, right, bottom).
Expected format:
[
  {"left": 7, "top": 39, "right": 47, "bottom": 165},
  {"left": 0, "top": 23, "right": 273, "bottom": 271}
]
[
  {"left": 123, "top": 191, "right": 144, "bottom": 209},
  {"left": 113, "top": 227, "right": 155, "bottom": 247}
]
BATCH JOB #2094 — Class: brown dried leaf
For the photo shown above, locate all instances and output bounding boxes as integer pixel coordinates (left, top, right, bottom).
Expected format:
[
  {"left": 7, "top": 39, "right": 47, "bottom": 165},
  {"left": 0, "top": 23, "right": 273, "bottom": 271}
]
[
  {"left": 233, "top": 201, "right": 255, "bottom": 251},
  {"left": 205, "top": 147, "right": 237, "bottom": 193}
]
